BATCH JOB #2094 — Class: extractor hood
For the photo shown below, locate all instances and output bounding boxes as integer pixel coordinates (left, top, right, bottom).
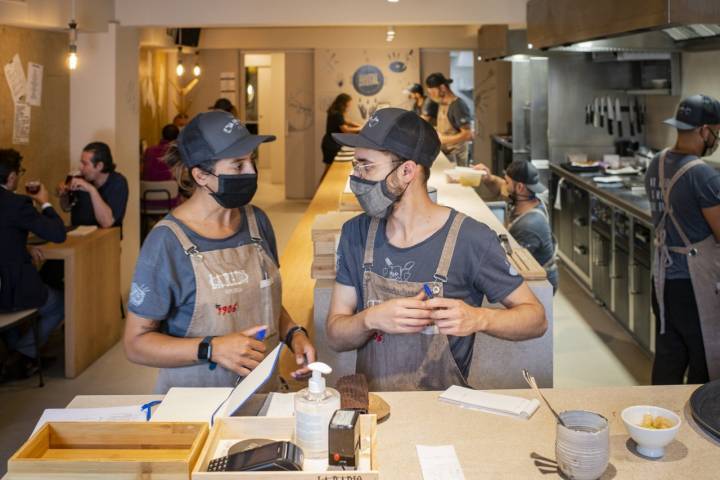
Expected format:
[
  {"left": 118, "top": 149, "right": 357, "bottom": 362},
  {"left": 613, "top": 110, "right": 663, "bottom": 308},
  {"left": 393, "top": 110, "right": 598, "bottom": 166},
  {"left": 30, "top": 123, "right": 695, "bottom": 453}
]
[
  {"left": 527, "top": 0, "right": 720, "bottom": 50},
  {"left": 477, "top": 25, "right": 547, "bottom": 62}
]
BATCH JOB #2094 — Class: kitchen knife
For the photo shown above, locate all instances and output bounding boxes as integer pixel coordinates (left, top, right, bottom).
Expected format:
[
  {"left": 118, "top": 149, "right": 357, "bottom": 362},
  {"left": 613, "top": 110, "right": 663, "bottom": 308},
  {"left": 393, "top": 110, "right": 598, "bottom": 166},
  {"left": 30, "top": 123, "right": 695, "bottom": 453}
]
[
  {"left": 599, "top": 97, "right": 605, "bottom": 128},
  {"left": 616, "top": 98, "right": 623, "bottom": 137},
  {"left": 629, "top": 96, "right": 636, "bottom": 136},
  {"left": 606, "top": 96, "right": 614, "bottom": 135},
  {"left": 593, "top": 98, "right": 600, "bottom": 128}
]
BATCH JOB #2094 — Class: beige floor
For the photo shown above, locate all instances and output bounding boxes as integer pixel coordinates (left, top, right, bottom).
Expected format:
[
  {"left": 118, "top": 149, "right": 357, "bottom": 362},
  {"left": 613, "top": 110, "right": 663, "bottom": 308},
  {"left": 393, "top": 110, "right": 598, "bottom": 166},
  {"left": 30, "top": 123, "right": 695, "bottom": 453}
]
[{"left": 0, "top": 182, "right": 651, "bottom": 469}]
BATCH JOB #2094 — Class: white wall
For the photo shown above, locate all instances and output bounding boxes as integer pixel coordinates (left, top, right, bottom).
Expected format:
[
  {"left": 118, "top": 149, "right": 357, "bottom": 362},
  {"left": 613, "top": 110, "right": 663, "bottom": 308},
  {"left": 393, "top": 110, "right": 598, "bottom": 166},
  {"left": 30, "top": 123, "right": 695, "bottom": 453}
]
[
  {"left": 285, "top": 51, "right": 315, "bottom": 199},
  {"left": 116, "top": 0, "right": 527, "bottom": 27},
  {"left": 71, "top": 23, "right": 141, "bottom": 304},
  {"left": 0, "top": 0, "right": 114, "bottom": 32}
]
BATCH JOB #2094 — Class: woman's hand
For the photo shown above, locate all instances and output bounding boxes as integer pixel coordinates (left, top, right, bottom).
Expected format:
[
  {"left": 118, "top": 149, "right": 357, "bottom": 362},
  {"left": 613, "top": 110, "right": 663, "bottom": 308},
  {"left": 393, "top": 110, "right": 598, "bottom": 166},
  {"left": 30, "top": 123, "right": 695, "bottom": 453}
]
[
  {"left": 211, "top": 326, "right": 267, "bottom": 376},
  {"left": 289, "top": 331, "right": 317, "bottom": 380}
]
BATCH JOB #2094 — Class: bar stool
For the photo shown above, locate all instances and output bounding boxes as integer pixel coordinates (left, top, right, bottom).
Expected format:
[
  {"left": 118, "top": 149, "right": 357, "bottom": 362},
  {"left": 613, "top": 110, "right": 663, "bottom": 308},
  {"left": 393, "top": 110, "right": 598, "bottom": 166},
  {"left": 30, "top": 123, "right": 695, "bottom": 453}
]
[{"left": 0, "top": 309, "right": 44, "bottom": 387}]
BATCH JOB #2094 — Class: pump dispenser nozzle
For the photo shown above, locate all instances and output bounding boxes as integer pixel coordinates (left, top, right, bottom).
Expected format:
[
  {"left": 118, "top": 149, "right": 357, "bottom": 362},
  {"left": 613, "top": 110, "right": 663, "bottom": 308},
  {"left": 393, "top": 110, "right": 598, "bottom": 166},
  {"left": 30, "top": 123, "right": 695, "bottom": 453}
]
[{"left": 308, "top": 362, "right": 332, "bottom": 394}]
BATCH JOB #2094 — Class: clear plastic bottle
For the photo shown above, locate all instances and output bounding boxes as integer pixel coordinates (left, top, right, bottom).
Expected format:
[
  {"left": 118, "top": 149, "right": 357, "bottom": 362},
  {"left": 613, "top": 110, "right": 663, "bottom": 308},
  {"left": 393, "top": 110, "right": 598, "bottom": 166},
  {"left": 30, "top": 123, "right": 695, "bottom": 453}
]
[{"left": 294, "top": 362, "right": 341, "bottom": 460}]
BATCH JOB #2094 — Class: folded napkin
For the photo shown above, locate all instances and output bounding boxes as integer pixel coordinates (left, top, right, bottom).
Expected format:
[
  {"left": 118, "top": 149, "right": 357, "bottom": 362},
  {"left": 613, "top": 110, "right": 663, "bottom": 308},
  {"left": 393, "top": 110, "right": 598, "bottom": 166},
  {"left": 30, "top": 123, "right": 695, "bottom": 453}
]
[
  {"left": 593, "top": 175, "right": 623, "bottom": 184},
  {"left": 439, "top": 385, "right": 540, "bottom": 419}
]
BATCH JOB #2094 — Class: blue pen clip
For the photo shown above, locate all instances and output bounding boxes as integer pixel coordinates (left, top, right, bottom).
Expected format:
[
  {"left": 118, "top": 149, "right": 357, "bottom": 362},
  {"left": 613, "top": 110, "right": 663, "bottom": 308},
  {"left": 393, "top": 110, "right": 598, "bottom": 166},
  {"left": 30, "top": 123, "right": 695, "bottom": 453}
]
[
  {"left": 140, "top": 400, "right": 162, "bottom": 421},
  {"left": 423, "top": 283, "right": 434, "bottom": 299}
]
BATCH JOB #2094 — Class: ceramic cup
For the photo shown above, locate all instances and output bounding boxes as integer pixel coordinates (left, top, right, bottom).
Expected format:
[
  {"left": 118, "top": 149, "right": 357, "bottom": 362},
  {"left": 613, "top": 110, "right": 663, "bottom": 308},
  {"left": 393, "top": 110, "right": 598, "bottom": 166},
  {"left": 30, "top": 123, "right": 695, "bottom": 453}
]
[{"left": 555, "top": 410, "right": 610, "bottom": 480}]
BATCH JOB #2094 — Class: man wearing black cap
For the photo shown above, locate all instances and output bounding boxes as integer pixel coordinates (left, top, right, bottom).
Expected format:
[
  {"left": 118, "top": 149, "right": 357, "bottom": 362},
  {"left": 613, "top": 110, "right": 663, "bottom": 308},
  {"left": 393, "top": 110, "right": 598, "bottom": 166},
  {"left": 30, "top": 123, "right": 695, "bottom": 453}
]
[
  {"left": 209, "top": 98, "right": 237, "bottom": 116},
  {"left": 475, "top": 160, "right": 558, "bottom": 293},
  {"left": 645, "top": 94, "right": 720, "bottom": 385},
  {"left": 124, "top": 111, "right": 316, "bottom": 392},
  {"left": 425, "top": 72, "right": 474, "bottom": 167},
  {"left": 325, "top": 108, "right": 546, "bottom": 392},
  {"left": 404, "top": 83, "right": 438, "bottom": 125}
]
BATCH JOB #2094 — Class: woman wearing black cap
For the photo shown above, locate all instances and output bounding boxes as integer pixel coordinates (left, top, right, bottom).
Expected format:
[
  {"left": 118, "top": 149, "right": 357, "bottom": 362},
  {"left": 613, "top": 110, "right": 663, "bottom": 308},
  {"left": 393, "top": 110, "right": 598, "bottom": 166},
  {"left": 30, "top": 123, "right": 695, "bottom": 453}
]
[
  {"left": 123, "top": 111, "right": 316, "bottom": 393},
  {"left": 321, "top": 93, "right": 362, "bottom": 168}
]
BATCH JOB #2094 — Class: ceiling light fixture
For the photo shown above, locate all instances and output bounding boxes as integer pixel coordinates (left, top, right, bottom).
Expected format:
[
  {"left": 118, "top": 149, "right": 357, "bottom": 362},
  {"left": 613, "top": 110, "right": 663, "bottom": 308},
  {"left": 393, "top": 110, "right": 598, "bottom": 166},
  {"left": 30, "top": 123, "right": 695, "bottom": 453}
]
[
  {"left": 192, "top": 51, "right": 201, "bottom": 77},
  {"left": 386, "top": 25, "right": 396, "bottom": 42},
  {"left": 175, "top": 46, "right": 185, "bottom": 77},
  {"left": 67, "top": 0, "right": 78, "bottom": 70}
]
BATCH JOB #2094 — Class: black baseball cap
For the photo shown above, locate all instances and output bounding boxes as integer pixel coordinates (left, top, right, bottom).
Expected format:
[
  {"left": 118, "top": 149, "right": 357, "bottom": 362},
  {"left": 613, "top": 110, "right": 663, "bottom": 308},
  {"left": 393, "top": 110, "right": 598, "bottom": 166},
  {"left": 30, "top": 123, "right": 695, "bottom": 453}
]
[
  {"left": 403, "top": 83, "right": 424, "bottom": 95},
  {"left": 177, "top": 111, "right": 275, "bottom": 168},
  {"left": 664, "top": 94, "right": 720, "bottom": 130},
  {"left": 506, "top": 160, "right": 547, "bottom": 194},
  {"left": 209, "top": 98, "right": 236, "bottom": 113},
  {"left": 425, "top": 72, "right": 453, "bottom": 88},
  {"left": 332, "top": 108, "right": 440, "bottom": 168}
]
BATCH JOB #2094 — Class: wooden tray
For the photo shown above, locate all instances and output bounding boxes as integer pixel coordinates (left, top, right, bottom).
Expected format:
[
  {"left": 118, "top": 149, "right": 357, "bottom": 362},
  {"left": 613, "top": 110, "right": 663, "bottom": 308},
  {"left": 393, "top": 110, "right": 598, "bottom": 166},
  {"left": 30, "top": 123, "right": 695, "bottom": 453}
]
[
  {"left": 507, "top": 247, "right": 547, "bottom": 281},
  {"left": 192, "top": 416, "right": 378, "bottom": 479},
  {"left": 7, "top": 421, "right": 208, "bottom": 480}
]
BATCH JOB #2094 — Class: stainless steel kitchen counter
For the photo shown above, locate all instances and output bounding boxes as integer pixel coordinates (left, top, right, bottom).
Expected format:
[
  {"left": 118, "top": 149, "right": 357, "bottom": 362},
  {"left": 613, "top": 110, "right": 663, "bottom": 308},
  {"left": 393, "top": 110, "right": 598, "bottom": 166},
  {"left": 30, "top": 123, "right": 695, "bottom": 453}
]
[{"left": 550, "top": 163, "right": 652, "bottom": 224}]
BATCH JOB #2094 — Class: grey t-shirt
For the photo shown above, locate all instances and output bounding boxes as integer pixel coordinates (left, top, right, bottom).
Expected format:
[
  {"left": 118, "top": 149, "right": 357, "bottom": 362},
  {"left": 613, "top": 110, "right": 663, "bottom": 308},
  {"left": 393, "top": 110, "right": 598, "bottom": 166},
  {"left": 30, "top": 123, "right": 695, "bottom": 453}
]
[
  {"left": 509, "top": 202, "right": 558, "bottom": 292},
  {"left": 128, "top": 207, "right": 279, "bottom": 337},
  {"left": 335, "top": 209, "right": 524, "bottom": 377},
  {"left": 447, "top": 98, "right": 473, "bottom": 132},
  {"left": 645, "top": 151, "right": 720, "bottom": 279}
]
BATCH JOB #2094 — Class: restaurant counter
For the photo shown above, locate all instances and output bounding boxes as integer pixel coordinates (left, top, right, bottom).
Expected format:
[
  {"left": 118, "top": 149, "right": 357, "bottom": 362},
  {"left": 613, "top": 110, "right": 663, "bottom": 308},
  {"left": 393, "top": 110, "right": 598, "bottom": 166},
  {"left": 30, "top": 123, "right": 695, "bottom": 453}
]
[{"left": 5, "top": 385, "right": 717, "bottom": 479}]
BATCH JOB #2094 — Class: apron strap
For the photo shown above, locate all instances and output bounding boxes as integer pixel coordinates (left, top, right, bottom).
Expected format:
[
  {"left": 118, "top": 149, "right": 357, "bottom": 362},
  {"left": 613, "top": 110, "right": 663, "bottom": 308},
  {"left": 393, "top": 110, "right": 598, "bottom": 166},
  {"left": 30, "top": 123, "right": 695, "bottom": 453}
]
[
  {"left": 155, "top": 219, "right": 201, "bottom": 256},
  {"left": 243, "top": 204, "right": 263, "bottom": 243},
  {"left": 363, "top": 217, "right": 381, "bottom": 271},
  {"left": 659, "top": 153, "right": 705, "bottom": 252},
  {"left": 434, "top": 212, "right": 467, "bottom": 282}
]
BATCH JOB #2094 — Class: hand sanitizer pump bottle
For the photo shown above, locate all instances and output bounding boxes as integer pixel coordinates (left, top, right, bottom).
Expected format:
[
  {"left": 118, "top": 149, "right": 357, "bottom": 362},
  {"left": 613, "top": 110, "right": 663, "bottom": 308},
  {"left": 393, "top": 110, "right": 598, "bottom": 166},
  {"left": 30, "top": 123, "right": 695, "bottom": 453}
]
[{"left": 294, "top": 362, "right": 341, "bottom": 460}]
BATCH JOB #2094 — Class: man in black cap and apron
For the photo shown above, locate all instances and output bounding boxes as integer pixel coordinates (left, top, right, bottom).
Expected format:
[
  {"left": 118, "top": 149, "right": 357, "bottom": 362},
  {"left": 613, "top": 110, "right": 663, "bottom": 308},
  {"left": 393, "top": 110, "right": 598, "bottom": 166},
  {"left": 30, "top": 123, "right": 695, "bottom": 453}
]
[
  {"left": 425, "top": 72, "right": 474, "bottom": 167},
  {"left": 474, "top": 160, "right": 558, "bottom": 293},
  {"left": 326, "top": 108, "right": 547, "bottom": 392},
  {"left": 404, "top": 83, "right": 438, "bottom": 125},
  {"left": 645, "top": 94, "right": 720, "bottom": 384}
]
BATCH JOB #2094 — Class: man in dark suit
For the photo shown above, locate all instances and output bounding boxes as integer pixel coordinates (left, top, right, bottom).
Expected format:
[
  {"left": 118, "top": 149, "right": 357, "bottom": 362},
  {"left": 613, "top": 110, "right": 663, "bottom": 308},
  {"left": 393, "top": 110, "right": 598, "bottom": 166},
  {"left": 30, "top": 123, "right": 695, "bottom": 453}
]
[{"left": 0, "top": 149, "right": 66, "bottom": 380}]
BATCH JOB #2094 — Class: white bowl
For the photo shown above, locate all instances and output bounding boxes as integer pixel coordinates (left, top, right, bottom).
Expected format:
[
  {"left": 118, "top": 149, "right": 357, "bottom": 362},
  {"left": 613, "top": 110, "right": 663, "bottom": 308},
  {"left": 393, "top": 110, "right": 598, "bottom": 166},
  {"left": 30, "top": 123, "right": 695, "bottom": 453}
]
[{"left": 621, "top": 405, "right": 681, "bottom": 458}]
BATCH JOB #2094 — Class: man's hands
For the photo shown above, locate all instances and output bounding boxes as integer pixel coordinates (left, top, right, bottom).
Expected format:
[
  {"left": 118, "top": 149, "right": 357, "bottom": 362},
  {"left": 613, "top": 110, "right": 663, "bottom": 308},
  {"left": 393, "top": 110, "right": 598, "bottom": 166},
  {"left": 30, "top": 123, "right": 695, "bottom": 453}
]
[
  {"left": 363, "top": 290, "right": 432, "bottom": 334},
  {"left": 211, "top": 326, "right": 267, "bottom": 377},
  {"left": 289, "top": 332, "right": 316, "bottom": 380},
  {"left": 426, "top": 298, "right": 489, "bottom": 337},
  {"left": 69, "top": 177, "right": 96, "bottom": 193},
  {"left": 26, "top": 183, "right": 49, "bottom": 205}
]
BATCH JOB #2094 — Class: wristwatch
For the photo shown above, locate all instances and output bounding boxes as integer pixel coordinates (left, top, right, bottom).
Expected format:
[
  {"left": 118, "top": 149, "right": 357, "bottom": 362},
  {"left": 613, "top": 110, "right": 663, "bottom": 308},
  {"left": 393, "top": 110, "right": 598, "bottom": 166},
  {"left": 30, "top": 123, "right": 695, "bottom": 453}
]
[
  {"left": 198, "top": 336, "right": 217, "bottom": 370},
  {"left": 284, "top": 326, "right": 308, "bottom": 353}
]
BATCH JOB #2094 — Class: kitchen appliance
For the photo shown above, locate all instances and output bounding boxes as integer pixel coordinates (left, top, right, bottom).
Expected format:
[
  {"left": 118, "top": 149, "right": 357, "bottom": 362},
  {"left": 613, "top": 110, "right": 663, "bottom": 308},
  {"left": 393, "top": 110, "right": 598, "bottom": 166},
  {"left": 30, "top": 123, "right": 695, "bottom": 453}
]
[
  {"left": 612, "top": 211, "right": 631, "bottom": 328},
  {"left": 590, "top": 198, "right": 612, "bottom": 306},
  {"left": 631, "top": 221, "right": 653, "bottom": 352}
]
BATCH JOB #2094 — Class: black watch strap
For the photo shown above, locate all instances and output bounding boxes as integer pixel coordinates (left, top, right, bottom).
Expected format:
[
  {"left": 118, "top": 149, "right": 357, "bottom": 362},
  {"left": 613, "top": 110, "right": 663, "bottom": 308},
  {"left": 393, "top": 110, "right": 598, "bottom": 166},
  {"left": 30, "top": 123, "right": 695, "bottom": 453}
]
[
  {"left": 198, "top": 335, "right": 214, "bottom": 361},
  {"left": 284, "top": 326, "right": 308, "bottom": 352}
]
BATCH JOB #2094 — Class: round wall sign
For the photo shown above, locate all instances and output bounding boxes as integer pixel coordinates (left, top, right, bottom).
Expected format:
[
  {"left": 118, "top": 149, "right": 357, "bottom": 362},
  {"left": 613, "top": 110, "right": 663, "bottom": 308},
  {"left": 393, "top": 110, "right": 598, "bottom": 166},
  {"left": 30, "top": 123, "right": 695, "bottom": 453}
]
[{"left": 352, "top": 65, "right": 384, "bottom": 97}]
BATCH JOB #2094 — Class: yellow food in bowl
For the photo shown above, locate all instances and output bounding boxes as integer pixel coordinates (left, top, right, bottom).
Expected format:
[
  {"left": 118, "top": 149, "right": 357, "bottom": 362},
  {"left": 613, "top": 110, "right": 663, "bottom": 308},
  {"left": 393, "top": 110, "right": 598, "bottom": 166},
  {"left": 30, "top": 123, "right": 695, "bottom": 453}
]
[
  {"left": 640, "top": 414, "right": 674, "bottom": 429},
  {"left": 459, "top": 177, "right": 481, "bottom": 187}
]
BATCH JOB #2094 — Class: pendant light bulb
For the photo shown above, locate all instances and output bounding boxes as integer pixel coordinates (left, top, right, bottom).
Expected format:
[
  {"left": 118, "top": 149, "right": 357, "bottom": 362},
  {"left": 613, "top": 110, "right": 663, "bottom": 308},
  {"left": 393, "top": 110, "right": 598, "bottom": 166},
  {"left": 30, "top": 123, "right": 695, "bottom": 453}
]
[
  {"left": 67, "top": 19, "right": 78, "bottom": 70},
  {"left": 192, "top": 51, "right": 201, "bottom": 77},
  {"left": 175, "top": 46, "right": 184, "bottom": 77}
]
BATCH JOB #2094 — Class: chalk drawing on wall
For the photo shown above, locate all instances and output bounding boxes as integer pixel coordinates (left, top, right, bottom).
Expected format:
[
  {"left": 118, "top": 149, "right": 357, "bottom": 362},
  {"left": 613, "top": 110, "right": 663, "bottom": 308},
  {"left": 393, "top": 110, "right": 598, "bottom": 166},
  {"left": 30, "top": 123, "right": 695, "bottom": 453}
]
[
  {"left": 288, "top": 90, "right": 313, "bottom": 132},
  {"left": 352, "top": 64, "right": 384, "bottom": 97},
  {"left": 475, "top": 68, "right": 497, "bottom": 140}
]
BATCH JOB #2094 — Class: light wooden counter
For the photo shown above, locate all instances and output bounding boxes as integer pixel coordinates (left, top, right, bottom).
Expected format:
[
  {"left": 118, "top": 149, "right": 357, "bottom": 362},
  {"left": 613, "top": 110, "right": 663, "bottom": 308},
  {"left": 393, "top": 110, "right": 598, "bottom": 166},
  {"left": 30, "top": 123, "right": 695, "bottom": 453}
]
[
  {"left": 8, "top": 385, "right": 716, "bottom": 479},
  {"left": 39, "top": 227, "right": 122, "bottom": 377}
]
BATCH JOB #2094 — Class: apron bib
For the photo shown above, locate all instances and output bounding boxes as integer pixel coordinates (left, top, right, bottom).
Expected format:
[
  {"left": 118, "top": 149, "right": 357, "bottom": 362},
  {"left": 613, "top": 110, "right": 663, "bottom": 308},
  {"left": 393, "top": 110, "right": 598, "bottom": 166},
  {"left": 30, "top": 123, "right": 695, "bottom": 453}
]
[
  {"left": 153, "top": 205, "right": 281, "bottom": 393},
  {"left": 437, "top": 102, "right": 469, "bottom": 164},
  {"left": 357, "top": 211, "right": 470, "bottom": 391},
  {"left": 507, "top": 202, "right": 559, "bottom": 273},
  {"left": 653, "top": 150, "right": 720, "bottom": 380}
]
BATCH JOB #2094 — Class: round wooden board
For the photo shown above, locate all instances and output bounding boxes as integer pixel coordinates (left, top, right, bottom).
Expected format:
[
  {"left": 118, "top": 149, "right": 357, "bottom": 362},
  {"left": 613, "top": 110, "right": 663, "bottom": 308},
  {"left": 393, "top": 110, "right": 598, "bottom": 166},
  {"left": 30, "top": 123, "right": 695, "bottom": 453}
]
[{"left": 369, "top": 393, "right": 391, "bottom": 423}]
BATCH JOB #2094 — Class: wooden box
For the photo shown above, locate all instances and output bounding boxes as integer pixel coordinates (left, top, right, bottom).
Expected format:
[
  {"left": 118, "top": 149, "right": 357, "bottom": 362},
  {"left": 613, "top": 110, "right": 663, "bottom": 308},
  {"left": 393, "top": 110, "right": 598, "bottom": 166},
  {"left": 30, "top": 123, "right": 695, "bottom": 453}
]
[
  {"left": 7, "top": 422, "right": 209, "bottom": 480},
  {"left": 192, "top": 416, "right": 379, "bottom": 479}
]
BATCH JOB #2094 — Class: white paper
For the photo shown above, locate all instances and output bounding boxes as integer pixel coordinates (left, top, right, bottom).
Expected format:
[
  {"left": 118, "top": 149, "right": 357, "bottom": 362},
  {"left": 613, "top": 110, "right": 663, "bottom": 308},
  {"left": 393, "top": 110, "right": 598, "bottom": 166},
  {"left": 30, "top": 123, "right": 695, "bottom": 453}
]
[
  {"left": 12, "top": 103, "right": 31, "bottom": 145},
  {"left": 439, "top": 385, "right": 540, "bottom": 420},
  {"left": 416, "top": 445, "right": 465, "bottom": 480},
  {"left": 263, "top": 392, "right": 295, "bottom": 417},
  {"left": 4, "top": 53, "right": 27, "bottom": 104},
  {"left": 26, "top": 62, "right": 43, "bottom": 106},
  {"left": 32, "top": 406, "right": 146, "bottom": 435},
  {"left": 220, "top": 72, "right": 236, "bottom": 92}
]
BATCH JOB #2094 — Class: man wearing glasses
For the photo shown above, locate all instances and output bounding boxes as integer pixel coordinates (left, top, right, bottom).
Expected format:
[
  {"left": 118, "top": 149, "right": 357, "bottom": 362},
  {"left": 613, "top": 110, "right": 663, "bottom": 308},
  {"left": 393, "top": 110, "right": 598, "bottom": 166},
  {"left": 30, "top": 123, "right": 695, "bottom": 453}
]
[
  {"left": 645, "top": 94, "right": 720, "bottom": 385},
  {"left": 325, "top": 108, "right": 546, "bottom": 391}
]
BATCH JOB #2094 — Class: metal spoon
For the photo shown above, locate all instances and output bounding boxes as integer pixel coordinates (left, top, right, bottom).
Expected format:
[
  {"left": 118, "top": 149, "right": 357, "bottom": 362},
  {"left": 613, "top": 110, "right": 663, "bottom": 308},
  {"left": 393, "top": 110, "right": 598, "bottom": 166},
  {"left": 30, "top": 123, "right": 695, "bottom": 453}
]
[{"left": 522, "top": 369, "right": 566, "bottom": 427}]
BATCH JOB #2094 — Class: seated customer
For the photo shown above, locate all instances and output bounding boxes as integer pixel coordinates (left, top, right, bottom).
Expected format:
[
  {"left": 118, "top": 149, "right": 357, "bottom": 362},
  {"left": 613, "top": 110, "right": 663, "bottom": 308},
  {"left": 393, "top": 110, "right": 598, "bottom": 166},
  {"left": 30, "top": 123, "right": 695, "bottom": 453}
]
[
  {"left": 60, "top": 142, "right": 129, "bottom": 228},
  {"left": 0, "top": 149, "right": 66, "bottom": 380},
  {"left": 326, "top": 109, "right": 547, "bottom": 392},
  {"left": 474, "top": 161, "right": 558, "bottom": 293}
]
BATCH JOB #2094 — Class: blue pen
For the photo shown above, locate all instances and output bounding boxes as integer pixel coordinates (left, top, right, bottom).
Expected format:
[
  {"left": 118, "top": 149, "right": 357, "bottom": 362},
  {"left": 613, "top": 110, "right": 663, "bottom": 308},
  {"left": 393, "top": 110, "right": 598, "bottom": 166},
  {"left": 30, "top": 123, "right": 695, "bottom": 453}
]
[
  {"left": 423, "top": 283, "right": 434, "bottom": 299},
  {"left": 422, "top": 284, "right": 439, "bottom": 334},
  {"left": 234, "top": 327, "right": 267, "bottom": 386}
]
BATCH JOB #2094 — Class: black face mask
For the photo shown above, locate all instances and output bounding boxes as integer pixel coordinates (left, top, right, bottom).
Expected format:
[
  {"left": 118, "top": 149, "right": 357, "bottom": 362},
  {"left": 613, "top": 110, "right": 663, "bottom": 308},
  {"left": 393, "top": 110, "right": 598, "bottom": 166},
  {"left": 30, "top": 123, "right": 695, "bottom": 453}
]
[{"left": 205, "top": 172, "right": 258, "bottom": 209}]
